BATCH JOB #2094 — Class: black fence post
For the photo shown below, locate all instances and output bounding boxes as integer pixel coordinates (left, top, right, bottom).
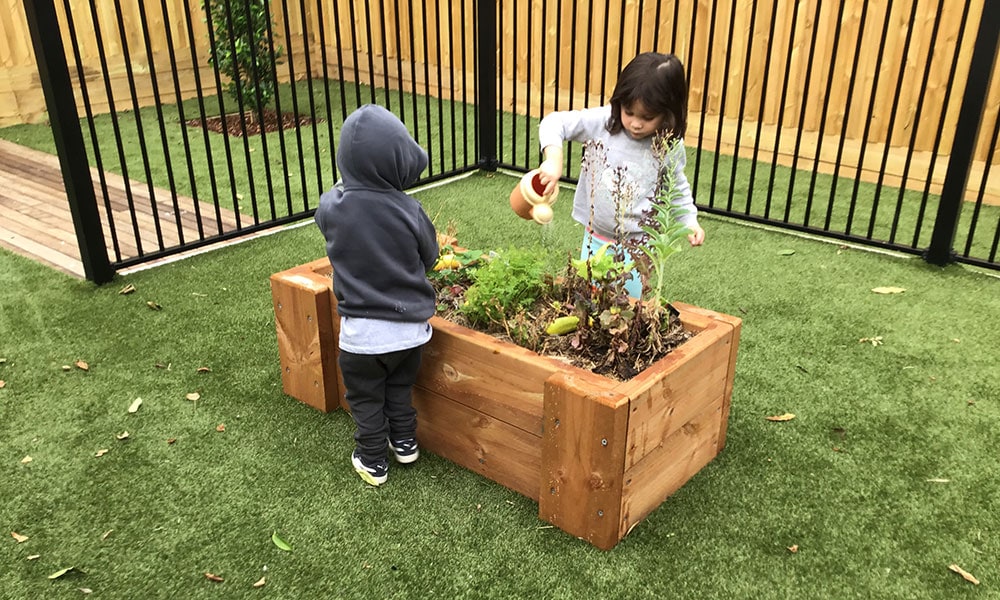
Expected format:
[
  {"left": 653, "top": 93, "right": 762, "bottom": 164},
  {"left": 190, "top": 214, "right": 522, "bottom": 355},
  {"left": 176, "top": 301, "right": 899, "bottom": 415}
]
[
  {"left": 925, "top": 5, "right": 1000, "bottom": 266},
  {"left": 22, "top": 0, "right": 113, "bottom": 283},
  {"left": 476, "top": 0, "right": 498, "bottom": 171}
]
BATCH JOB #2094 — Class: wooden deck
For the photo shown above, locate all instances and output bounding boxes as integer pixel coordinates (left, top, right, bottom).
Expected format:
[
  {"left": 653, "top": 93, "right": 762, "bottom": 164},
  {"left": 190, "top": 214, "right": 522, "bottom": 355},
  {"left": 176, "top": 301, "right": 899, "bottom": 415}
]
[{"left": 0, "top": 139, "right": 243, "bottom": 279}]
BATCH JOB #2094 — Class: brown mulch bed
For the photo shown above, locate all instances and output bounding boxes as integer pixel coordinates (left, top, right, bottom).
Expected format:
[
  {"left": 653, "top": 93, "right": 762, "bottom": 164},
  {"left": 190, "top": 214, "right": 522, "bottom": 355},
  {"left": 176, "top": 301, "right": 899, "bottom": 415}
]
[{"left": 186, "top": 109, "right": 319, "bottom": 137}]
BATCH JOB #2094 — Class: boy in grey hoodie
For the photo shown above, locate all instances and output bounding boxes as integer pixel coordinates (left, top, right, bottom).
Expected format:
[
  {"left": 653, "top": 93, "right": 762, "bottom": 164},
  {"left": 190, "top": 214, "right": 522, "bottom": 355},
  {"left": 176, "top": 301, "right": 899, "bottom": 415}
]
[{"left": 314, "top": 104, "right": 439, "bottom": 486}]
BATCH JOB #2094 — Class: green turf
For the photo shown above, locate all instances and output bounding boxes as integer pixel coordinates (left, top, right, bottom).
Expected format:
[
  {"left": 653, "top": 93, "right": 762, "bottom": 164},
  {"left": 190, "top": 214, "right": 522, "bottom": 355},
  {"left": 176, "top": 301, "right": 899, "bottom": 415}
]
[{"left": 1, "top": 171, "right": 997, "bottom": 598}]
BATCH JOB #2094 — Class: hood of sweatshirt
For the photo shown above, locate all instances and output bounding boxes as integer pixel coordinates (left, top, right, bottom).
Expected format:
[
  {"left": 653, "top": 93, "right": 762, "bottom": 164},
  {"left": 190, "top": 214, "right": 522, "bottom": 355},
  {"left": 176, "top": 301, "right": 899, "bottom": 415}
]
[{"left": 336, "top": 104, "right": 428, "bottom": 191}]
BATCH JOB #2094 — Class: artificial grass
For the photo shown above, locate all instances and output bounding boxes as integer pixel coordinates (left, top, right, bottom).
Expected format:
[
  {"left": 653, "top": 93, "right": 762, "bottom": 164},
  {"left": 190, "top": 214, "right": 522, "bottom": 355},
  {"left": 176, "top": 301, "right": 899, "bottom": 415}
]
[{"left": 1, "top": 171, "right": 997, "bottom": 598}]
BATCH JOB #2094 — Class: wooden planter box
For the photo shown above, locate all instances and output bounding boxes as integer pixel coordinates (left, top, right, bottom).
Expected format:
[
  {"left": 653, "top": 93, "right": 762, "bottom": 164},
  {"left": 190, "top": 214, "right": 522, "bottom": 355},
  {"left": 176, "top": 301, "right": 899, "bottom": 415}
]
[{"left": 271, "top": 258, "right": 741, "bottom": 549}]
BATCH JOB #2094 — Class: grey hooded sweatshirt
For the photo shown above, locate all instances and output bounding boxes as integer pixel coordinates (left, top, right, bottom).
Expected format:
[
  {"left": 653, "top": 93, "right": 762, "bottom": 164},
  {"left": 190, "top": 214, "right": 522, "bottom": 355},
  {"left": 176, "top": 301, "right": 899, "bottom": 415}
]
[{"left": 314, "top": 104, "right": 439, "bottom": 322}]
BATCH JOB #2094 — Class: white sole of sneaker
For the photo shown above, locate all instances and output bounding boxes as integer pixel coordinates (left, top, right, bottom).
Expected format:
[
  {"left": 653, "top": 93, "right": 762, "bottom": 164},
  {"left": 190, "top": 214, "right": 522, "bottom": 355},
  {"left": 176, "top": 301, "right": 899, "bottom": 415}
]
[
  {"left": 351, "top": 454, "right": 387, "bottom": 486},
  {"left": 391, "top": 448, "right": 420, "bottom": 464}
]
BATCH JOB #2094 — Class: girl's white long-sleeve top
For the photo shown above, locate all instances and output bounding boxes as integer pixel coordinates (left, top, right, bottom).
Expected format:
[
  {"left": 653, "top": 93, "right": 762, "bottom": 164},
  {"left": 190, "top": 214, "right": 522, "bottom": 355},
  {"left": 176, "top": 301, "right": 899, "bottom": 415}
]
[{"left": 538, "top": 105, "right": 699, "bottom": 240}]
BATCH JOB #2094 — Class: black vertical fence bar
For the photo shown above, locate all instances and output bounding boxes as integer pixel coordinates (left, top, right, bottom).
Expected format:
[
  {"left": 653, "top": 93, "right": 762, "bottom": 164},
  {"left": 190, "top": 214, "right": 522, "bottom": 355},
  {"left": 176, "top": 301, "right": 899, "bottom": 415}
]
[
  {"left": 692, "top": 0, "right": 714, "bottom": 197},
  {"left": 22, "top": 0, "right": 113, "bottom": 283},
  {"left": 477, "top": 0, "right": 497, "bottom": 170},
  {"left": 419, "top": 2, "right": 433, "bottom": 173},
  {"left": 111, "top": 0, "right": 166, "bottom": 251},
  {"left": 844, "top": 0, "right": 895, "bottom": 236},
  {"left": 347, "top": 0, "right": 362, "bottom": 108},
  {"left": 278, "top": 0, "right": 305, "bottom": 218},
  {"left": 362, "top": 0, "right": 377, "bottom": 104},
  {"left": 783, "top": 0, "right": 823, "bottom": 224},
  {"left": 447, "top": 1, "right": 457, "bottom": 171},
  {"left": 869, "top": 0, "right": 918, "bottom": 240},
  {"left": 89, "top": 1, "right": 144, "bottom": 252},
  {"left": 184, "top": 0, "right": 227, "bottom": 235},
  {"left": 330, "top": 0, "right": 350, "bottom": 133},
  {"left": 914, "top": 1, "right": 973, "bottom": 249},
  {"left": 763, "top": 0, "right": 800, "bottom": 221},
  {"left": 805, "top": 1, "right": 847, "bottom": 228},
  {"left": 963, "top": 113, "right": 1000, "bottom": 258},
  {"left": 315, "top": 1, "right": 337, "bottom": 183},
  {"left": 890, "top": 0, "right": 944, "bottom": 245},
  {"left": 378, "top": 0, "right": 392, "bottom": 111},
  {"left": 710, "top": 0, "right": 736, "bottom": 212},
  {"left": 824, "top": 1, "right": 869, "bottom": 231},
  {"left": 241, "top": 0, "right": 275, "bottom": 224},
  {"left": 267, "top": 0, "right": 293, "bottom": 217},
  {"left": 727, "top": 0, "right": 757, "bottom": 214},
  {"left": 509, "top": 1, "right": 518, "bottom": 167},
  {"left": 926, "top": 3, "right": 1000, "bottom": 266},
  {"left": 434, "top": 0, "right": 446, "bottom": 174},
  {"left": 393, "top": 0, "right": 406, "bottom": 128},
  {"left": 204, "top": 1, "right": 245, "bottom": 230},
  {"left": 524, "top": 0, "right": 532, "bottom": 168},
  {"left": 746, "top": 1, "right": 780, "bottom": 217},
  {"left": 136, "top": 1, "right": 185, "bottom": 245},
  {"left": 60, "top": 0, "right": 122, "bottom": 263},
  {"left": 460, "top": 0, "right": 470, "bottom": 169},
  {"left": 407, "top": 0, "right": 420, "bottom": 148},
  {"left": 158, "top": 0, "right": 205, "bottom": 240}
]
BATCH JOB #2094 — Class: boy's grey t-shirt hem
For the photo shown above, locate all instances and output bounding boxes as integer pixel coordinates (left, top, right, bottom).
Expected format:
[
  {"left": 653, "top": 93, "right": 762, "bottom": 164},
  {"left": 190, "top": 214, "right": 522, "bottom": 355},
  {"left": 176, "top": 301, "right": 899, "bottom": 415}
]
[{"left": 338, "top": 316, "right": 433, "bottom": 354}]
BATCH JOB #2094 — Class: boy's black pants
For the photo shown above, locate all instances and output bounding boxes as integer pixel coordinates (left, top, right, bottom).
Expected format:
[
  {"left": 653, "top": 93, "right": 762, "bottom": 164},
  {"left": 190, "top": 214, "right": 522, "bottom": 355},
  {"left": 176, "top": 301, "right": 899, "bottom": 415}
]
[{"left": 338, "top": 346, "right": 422, "bottom": 463}]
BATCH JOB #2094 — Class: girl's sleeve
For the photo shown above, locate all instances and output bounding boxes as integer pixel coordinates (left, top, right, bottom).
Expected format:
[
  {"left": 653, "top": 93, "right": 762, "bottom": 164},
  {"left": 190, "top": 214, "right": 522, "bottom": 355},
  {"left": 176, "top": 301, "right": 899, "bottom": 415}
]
[
  {"left": 538, "top": 106, "right": 611, "bottom": 149},
  {"left": 669, "top": 141, "right": 700, "bottom": 228}
]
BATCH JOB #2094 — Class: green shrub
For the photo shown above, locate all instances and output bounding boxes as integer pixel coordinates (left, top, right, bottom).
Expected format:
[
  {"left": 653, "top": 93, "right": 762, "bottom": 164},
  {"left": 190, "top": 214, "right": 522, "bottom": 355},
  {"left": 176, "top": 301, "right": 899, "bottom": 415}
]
[{"left": 204, "top": 0, "right": 282, "bottom": 115}]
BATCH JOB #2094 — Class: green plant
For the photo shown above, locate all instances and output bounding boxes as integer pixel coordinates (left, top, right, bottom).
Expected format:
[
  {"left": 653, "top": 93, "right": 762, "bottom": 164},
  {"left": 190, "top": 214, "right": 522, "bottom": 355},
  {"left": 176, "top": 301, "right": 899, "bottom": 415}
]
[
  {"left": 204, "top": 0, "right": 282, "bottom": 117},
  {"left": 459, "top": 248, "right": 548, "bottom": 331}
]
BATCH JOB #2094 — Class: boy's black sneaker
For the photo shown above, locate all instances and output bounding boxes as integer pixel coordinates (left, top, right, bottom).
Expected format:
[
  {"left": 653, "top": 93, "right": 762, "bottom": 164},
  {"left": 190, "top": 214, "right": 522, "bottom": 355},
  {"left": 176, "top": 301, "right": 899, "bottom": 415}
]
[
  {"left": 389, "top": 438, "right": 420, "bottom": 464},
  {"left": 352, "top": 450, "right": 388, "bottom": 486}
]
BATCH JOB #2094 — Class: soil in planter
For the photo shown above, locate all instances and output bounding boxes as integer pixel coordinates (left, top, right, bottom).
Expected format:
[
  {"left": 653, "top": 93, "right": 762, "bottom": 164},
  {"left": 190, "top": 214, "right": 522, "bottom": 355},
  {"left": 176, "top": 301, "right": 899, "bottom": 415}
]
[{"left": 186, "top": 109, "right": 319, "bottom": 137}]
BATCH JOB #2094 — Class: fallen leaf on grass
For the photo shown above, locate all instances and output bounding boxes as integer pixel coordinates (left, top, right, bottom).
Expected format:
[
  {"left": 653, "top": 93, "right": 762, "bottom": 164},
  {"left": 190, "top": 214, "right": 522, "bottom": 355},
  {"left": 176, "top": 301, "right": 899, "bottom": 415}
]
[
  {"left": 948, "top": 564, "right": 980, "bottom": 585},
  {"left": 204, "top": 572, "right": 224, "bottom": 582},
  {"left": 127, "top": 398, "right": 143, "bottom": 413},
  {"left": 11, "top": 531, "right": 29, "bottom": 543},
  {"left": 95, "top": 449, "right": 109, "bottom": 458},
  {"left": 765, "top": 413, "right": 796, "bottom": 422},
  {"left": 62, "top": 365, "right": 72, "bottom": 372},
  {"left": 253, "top": 576, "right": 266, "bottom": 588},
  {"left": 871, "top": 286, "right": 906, "bottom": 294},
  {"left": 216, "top": 424, "right": 226, "bottom": 432},
  {"left": 271, "top": 531, "right": 292, "bottom": 552},
  {"left": 116, "top": 432, "right": 130, "bottom": 441},
  {"left": 166, "top": 438, "right": 177, "bottom": 445},
  {"left": 0, "top": 380, "right": 5, "bottom": 389},
  {"left": 79, "top": 588, "right": 93, "bottom": 594},
  {"left": 196, "top": 366, "right": 212, "bottom": 373},
  {"left": 26, "top": 554, "right": 40, "bottom": 560},
  {"left": 186, "top": 392, "right": 201, "bottom": 402},
  {"left": 75, "top": 360, "right": 89, "bottom": 371},
  {"left": 926, "top": 478, "right": 950, "bottom": 483},
  {"left": 787, "top": 544, "right": 799, "bottom": 553},
  {"left": 100, "top": 530, "right": 113, "bottom": 540},
  {"left": 146, "top": 301, "right": 162, "bottom": 311},
  {"left": 48, "top": 566, "right": 83, "bottom": 579},
  {"left": 154, "top": 362, "right": 170, "bottom": 369},
  {"left": 777, "top": 249, "right": 796, "bottom": 256},
  {"left": 118, "top": 284, "right": 135, "bottom": 295},
  {"left": 858, "top": 336, "right": 883, "bottom": 346},
  {"left": 21, "top": 455, "right": 32, "bottom": 464}
]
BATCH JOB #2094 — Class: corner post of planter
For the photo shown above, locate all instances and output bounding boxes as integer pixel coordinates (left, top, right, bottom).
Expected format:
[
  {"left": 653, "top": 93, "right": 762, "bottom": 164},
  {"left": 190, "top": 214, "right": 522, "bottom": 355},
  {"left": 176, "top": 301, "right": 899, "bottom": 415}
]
[
  {"left": 475, "top": 0, "right": 498, "bottom": 172},
  {"left": 539, "top": 372, "right": 630, "bottom": 550},
  {"left": 269, "top": 259, "right": 344, "bottom": 413}
]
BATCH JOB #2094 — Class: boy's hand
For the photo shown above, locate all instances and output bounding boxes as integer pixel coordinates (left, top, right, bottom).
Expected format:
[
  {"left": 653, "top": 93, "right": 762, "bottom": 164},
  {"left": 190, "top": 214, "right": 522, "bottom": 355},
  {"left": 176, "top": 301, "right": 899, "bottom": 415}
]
[
  {"left": 538, "top": 145, "right": 563, "bottom": 197},
  {"left": 687, "top": 224, "right": 706, "bottom": 247}
]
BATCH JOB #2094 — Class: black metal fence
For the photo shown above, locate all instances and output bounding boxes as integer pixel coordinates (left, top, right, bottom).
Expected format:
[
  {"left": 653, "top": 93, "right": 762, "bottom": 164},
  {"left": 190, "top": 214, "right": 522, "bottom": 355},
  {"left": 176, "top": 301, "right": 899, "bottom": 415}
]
[{"left": 20, "top": 0, "right": 1000, "bottom": 283}]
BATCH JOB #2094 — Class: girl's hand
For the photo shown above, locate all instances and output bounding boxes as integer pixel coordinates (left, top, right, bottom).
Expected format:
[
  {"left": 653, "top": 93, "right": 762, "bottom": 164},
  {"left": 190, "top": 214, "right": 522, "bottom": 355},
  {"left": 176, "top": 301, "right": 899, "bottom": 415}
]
[
  {"left": 688, "top": 225, "right": 705, "bottom": 246},
  {"left": 538, "top": 145, "right": 563, "bottom": 197}
]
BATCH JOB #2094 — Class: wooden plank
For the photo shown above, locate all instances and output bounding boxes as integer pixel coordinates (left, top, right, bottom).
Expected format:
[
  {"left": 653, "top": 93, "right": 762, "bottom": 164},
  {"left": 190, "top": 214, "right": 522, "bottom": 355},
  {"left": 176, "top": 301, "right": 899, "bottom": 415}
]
[
  {"left": 0, "top": 224, "right": 82, "bottom": 276},
  {"left": 619, "top": 319, "right": 732, "bottom": 469},
  {"left": 413, "top": 387, "right": 542, "bottom": 500},
  {"left": 539, "top": 371, "right": 628, "bottom": 550},
  {"left": 674, "top": 302, "right": 742, "bottom": 451},
  {"left": 418, "top": 317, "right": 554, "bottom": 437},
  {"left": 620, "top": 398, "right": 724, "bottom": 537}
]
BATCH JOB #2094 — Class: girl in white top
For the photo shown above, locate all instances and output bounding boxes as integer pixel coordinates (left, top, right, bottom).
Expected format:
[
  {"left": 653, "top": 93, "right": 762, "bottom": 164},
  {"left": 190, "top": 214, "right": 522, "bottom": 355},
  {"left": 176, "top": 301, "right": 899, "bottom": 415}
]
[{"left": 536, "top": 52, "right": 704, "bottom": 297}]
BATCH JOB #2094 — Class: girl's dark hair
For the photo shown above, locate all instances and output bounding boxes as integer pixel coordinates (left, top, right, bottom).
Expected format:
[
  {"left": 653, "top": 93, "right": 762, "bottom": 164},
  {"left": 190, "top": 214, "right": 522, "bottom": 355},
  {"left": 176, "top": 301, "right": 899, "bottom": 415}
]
[{"left": 607, "top": 52, "right": 688, "bottom": 139}]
